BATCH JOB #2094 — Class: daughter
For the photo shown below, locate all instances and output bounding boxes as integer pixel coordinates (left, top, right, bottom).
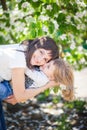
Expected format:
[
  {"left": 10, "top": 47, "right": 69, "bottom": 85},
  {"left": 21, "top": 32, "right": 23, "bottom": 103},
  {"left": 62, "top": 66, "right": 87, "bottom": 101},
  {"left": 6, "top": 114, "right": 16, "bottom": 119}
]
[{"left": 0, "top": 58, "right": 74, "bottom": 102}]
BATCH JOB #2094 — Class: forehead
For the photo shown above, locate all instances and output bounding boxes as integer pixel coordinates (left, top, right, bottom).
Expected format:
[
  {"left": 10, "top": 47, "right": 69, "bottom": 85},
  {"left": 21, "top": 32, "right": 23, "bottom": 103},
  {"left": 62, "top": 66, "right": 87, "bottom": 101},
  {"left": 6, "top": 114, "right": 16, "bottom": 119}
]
[{"left": 39, "top": 48, "right": 52, "bottom": 56}]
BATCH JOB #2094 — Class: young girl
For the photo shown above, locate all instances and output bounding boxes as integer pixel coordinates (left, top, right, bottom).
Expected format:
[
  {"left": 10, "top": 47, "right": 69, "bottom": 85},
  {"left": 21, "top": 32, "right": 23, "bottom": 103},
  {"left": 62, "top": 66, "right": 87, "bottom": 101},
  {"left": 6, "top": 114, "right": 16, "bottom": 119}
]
[
  {"left": 0, "top": 58, "right": 74, "bottom": 102},
  {"left": 26, "top": 58, "right": 74, "bottom": 101}
]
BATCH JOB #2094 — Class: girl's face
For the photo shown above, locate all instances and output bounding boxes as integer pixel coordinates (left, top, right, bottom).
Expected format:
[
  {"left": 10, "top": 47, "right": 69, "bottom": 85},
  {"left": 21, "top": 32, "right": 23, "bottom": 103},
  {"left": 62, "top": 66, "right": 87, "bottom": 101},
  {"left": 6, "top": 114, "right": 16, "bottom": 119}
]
[
  {"left": 40, "top": 60, "right": 55, "bottom": 80},
  {"left": 30, "top": 48, "right": 52, "bottom": 66}
]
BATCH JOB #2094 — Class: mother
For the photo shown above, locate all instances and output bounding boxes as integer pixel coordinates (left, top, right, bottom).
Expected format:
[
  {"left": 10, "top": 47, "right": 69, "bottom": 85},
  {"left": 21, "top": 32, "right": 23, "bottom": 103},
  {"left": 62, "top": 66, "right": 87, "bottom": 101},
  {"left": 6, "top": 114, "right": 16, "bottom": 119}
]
[{"left": 0, "top": 36, "right": 59, "bottom": 130}]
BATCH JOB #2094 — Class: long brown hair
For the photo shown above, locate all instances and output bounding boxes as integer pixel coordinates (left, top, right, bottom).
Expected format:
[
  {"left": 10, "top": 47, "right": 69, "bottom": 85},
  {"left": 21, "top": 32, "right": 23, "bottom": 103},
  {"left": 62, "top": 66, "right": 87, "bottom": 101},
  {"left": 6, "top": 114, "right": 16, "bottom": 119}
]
[
  {"left": 53, "top": 58, "right": 74, "bottom": 101},
  {"left": 25, "top": 36, "right": 59, "bottom": 68}
]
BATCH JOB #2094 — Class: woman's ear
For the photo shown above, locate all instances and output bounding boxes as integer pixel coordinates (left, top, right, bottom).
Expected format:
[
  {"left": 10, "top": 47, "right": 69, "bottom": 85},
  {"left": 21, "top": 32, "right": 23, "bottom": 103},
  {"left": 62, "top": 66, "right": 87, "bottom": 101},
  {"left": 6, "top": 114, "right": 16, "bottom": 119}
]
[{"left": 21, "top": 40, "right": 29, "bottom": 46}]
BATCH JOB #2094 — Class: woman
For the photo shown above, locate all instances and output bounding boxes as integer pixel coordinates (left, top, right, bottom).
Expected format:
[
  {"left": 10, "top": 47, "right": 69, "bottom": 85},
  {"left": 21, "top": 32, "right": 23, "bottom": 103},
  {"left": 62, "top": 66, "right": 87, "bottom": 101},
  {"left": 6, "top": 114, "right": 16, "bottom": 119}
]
[{"left": 0, "top": 36, "right": 59, "bottom": 130}]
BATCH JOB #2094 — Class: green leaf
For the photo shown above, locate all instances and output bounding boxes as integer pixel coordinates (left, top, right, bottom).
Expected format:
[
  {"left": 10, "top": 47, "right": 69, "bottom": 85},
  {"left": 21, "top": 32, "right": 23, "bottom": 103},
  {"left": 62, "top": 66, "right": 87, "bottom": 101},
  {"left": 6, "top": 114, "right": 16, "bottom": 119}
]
[
  {"left": 44, "top": 89, "right": 50, "bottom": 96},
  {"left": 53, "top": 86, "right": 59, "bottom": 93},
  {"left": 29, "top": 29, "right": 36, "bottom": 38},
  {"left": 48, "top": 22, "right": 55, "bottom": 34}
]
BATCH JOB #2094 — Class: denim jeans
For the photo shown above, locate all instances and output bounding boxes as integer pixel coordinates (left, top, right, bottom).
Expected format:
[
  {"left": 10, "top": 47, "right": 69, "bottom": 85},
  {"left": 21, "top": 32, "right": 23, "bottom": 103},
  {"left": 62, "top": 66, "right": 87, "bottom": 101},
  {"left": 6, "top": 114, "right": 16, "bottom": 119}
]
[
  {"left": 0, "top": 81, "right": 13, "bottom": 130},
  {"left": 0, "top": 80, "right": 13, "bottom": 100},
  {"left": 0, "top": 101, "right": 6, "bottom": 130}
]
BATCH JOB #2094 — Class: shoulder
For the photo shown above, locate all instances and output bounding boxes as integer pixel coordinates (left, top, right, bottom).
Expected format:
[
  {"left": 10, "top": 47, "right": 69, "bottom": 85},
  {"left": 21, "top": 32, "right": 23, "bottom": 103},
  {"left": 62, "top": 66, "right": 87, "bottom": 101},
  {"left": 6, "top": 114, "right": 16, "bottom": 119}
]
[{"left": 0, "top": 44, "right": 19, "bottom": 49}]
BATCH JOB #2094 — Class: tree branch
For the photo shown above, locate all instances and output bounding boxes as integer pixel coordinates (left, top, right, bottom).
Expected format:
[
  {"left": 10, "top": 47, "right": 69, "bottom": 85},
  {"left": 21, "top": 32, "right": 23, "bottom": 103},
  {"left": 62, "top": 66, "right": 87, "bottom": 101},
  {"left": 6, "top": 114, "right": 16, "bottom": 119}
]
[{"left": 0, "top": 0, "right": 7, "bottom": 10}]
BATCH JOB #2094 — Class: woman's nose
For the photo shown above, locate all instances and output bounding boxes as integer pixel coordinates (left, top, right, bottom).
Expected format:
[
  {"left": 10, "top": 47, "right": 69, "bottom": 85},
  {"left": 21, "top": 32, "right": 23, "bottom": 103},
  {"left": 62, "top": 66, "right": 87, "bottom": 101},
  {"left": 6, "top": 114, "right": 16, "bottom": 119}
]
[{"left": 38, "top": 56, "right": 45, "bottom": 63}]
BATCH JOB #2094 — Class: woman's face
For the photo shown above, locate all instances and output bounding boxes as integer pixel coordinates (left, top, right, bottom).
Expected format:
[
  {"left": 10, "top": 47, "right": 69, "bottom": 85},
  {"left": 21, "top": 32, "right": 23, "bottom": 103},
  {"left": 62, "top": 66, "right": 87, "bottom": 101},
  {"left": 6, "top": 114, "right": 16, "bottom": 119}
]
[
  {"left": 40, "top": 60, "right": 55, "bottom": 80},
  {"left": 30, "top": 48, "right": 52, "bottom": 66}
]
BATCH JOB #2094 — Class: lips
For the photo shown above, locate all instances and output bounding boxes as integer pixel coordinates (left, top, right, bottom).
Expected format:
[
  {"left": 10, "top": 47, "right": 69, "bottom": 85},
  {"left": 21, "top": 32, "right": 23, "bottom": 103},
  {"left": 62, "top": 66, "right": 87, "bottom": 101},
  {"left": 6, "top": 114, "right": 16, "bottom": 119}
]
[{"left": 40, "top": 66, "right": 43, "bottom": 71}]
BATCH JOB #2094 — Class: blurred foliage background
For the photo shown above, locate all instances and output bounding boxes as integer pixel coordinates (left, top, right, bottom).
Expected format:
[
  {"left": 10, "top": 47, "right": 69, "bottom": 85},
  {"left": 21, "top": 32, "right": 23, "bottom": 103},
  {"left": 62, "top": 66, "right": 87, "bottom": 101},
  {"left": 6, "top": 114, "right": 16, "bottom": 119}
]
[{"left": 0, "top": 0, "right": 87, "bottom": 70}]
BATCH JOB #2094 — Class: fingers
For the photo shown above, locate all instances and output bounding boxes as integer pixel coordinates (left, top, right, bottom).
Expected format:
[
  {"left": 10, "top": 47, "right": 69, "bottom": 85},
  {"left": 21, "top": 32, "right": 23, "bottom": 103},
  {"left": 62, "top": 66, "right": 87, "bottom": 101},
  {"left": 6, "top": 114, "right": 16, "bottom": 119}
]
[
  {"left": 4, "top": 98, "right": 17, "bottom": 105},
  {"left": 6, "top": 95, "right": 14, "bottom": 99}
]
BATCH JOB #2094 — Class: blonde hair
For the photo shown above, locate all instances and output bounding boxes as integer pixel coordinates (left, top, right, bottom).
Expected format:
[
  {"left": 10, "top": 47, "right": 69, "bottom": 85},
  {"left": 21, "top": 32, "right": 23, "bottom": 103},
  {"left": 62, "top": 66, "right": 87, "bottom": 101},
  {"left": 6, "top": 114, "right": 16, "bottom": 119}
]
[{"left": 53, "top": 58, "right": 74, "bottom": 101}]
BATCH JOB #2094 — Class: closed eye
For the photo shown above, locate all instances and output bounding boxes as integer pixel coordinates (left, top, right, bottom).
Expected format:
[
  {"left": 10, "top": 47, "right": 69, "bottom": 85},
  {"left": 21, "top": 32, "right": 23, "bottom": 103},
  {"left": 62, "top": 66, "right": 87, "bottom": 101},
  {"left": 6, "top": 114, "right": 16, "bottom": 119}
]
[{"left": 40, "top": 50, "right": 43, "bottom": 54}]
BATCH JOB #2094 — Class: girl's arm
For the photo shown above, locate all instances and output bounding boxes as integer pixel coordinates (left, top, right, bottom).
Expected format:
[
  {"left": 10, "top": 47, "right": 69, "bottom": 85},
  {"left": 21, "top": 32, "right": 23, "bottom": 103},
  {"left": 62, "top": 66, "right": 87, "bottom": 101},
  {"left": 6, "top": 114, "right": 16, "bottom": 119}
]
[{"left": 11, "top": 68, "right": 59, "bottom": 103}]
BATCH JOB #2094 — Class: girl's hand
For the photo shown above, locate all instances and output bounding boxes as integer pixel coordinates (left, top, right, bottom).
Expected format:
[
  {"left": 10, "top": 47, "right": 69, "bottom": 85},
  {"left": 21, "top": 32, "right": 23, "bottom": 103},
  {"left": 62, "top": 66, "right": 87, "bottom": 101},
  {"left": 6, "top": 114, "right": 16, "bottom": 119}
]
[{"left": 4, "top": 95, "right": 17, "bottom": 105}]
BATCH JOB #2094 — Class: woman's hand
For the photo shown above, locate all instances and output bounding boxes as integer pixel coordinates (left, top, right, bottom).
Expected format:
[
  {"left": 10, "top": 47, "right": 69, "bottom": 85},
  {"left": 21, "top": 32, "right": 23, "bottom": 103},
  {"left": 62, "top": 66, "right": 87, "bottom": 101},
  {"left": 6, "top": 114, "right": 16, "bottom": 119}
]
[
  {"left": 47, "top": 80, "right": 60, "bottom": 89},
  {"left": 4, "top": 95, "right": 17, "bottom": 105}
]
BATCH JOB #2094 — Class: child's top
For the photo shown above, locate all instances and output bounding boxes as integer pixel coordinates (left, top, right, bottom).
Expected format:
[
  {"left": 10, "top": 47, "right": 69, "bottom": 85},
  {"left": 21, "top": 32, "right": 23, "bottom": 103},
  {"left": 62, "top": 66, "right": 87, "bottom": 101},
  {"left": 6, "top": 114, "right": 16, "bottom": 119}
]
[
  {"left": 0, "top": 44, "right": 49, "bottom": 88},
  {"left": 25, "top": 67, "right": 49, "bottom": 89}
]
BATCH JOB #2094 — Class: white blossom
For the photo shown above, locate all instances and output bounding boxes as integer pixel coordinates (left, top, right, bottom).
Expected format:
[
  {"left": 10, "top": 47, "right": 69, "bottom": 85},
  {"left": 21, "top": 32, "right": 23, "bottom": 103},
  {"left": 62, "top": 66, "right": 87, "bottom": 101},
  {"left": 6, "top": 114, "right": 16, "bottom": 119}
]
[
  {"left": 59, "top": 34, "right": 67, "bottom": 40},
  {"left": 16, "top": 0, "right": 22, "bottom": 2},
  {"left": 80, "top": 58, "right": 85, "bottom": 64},
  {"left": 0, "top": 23, "right": 6, "bottom": 28},
  {"left": 59, "top": 10, "right": 67, "bottom": 14},
  {"left": 42, "top": 26, "right": 48, "bottom": 32},
  {"left": 78, "top": 46, "right": 83, "bottom": 51},
  {"left": 76, "top": 0, "right": 86, "bottom": 7},
  {"left": 70, "top": 41, "right": 76, "bottom": 50},
  {"left": 22, "top": 2, "right": 29, "bottom": 8},
  {"left": 51, "top": 20, "right": 59, "bottom": 30},
  {"left": 66, "top": 15, "right": 71, "bottom": 22},
  {"left": 25, "top": 16, "right": 35, "bottom": 24},
  {"left": 14, "top": 22, "right": 25, "bottom": 32},
  {"left": 56, "top": 0, "right": 60, "bottom": 5},
  {"left": 46, "top": 5, "right": 52, "bottom": 11},
  {"left": 54, "top": 13, "right": 58, "bottom": 18},
  {"left": 11, "top": 9, "right": 24, "bottom": 19},
  {"left": 77, "top": 23, "right": 86, "bottom": 30},
  {"left": 74, "top": 15, "right": 81, "bottom": 23},
  {"left": 10, "top": 10, "right": 24, "bottom": 26},
  {"left": 72, "top": 127, "right": 78, "bottom": 130},
  {"left": 0, "top": 9, "right": 3, "bottom": 15},
  {"left": 32, "top": 0, "right": 38, "bottom": 2},
  {"left": 39, "top": 15, "right": 49, "bottom": 21},
  {"left": 69, "top": 33, "right": 75, "bottom": 40},
  {"left": 23, "top": 28, "right": 28, "bottom": 35},
  {"left": 66, "top": 52, "right": 71, "bottom": 56},
  {"left": 76, "top": 11, "right": 87, "bottom": 19}
]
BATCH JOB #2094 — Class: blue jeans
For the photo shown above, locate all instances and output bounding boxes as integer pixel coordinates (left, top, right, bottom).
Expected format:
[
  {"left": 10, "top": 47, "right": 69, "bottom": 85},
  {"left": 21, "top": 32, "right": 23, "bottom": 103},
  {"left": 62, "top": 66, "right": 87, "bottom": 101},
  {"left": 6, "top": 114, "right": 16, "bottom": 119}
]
[
  {"left": 0, "top": 101, "right": 6, "bottom": 130},
  {"left": 0, "top": 80, "right": 13, "bottom": 100},
  {"left": 0, "top": 81, "right": 13, "bottom": 130}
]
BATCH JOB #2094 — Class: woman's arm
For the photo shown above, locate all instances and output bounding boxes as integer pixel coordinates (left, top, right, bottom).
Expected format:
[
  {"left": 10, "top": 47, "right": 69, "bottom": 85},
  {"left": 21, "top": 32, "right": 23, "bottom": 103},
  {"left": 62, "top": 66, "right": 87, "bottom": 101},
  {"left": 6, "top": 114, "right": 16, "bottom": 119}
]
[
  {"left": 11, "top": 68, "right": 59, "bottom": 103},
  {"left": 4, "top": 95, "right": 17, "bottom": 105},
  {"left": 5, "top": 80, "right": 59, "bottom": 105}
]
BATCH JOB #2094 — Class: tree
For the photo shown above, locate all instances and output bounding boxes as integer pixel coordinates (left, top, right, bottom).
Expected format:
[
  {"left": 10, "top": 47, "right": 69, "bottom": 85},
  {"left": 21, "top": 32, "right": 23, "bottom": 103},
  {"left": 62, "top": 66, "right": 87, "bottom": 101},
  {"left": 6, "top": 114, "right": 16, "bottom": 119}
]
[{"left": 0, "top": 0, "right": 87, "bottom": 69}]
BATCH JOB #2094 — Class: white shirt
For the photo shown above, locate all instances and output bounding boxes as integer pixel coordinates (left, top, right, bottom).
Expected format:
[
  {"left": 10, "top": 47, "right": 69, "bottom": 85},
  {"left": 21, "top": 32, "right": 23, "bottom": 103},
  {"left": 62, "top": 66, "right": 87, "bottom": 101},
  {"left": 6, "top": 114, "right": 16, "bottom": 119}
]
[
  {"left": 0, "top": 44, "right": 26, "bottom": 82},
  {"left": 0, "top": 44, "right": 49, "bottom": 88},
  {"left": 25, "top": 67, "right": 49, "bottom": 88}
]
